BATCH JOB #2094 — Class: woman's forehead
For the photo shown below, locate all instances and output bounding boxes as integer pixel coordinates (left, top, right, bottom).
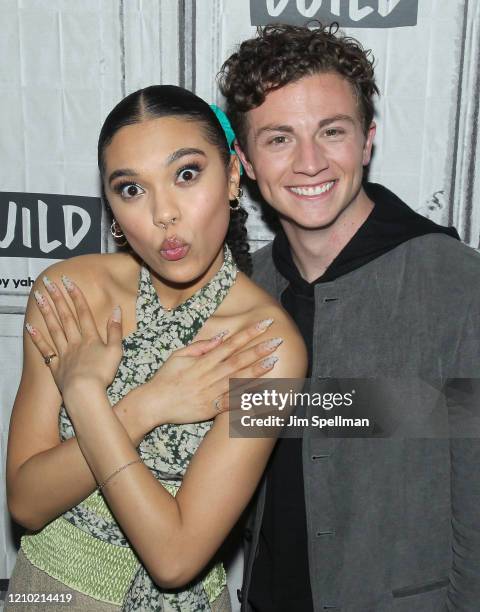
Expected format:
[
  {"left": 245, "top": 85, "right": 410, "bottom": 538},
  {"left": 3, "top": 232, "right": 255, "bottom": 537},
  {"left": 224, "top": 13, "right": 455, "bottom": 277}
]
[{"left": 104, "top": 116, "right": 214, "bottom": 168}]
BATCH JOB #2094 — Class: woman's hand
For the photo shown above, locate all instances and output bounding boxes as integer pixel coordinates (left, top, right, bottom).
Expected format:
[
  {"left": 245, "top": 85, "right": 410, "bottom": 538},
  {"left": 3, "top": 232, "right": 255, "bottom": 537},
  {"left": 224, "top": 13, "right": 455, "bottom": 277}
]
[
  {"left": 138, "top": 319, "right": 282, "bottom": 427},
  {"left": 25, "top": 272, "right": 282, "bottom": 430},
  {"left": 25, "top": 275, "right": 123, "bottom": 397}
]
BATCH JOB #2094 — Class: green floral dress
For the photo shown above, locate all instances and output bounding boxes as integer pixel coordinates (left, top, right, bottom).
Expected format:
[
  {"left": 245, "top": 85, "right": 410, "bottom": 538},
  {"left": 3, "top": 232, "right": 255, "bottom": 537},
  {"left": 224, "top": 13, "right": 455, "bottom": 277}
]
[{"left": 21, "top": 247, "right": 237, "bottom": 611}]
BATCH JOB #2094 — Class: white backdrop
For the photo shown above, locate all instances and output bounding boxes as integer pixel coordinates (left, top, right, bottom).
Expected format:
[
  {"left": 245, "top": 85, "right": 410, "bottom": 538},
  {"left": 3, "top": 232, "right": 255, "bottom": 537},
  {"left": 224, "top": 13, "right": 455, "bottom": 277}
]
[{"left": 1, "top": 0, "right": 479, "bottom": 607}]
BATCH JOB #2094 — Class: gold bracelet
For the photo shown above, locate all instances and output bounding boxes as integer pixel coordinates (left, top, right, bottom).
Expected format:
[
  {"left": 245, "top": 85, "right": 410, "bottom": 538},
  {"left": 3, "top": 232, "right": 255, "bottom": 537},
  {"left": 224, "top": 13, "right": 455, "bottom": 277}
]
[{"left": 97, "top": 459, "right": 142, "bottom": 491}]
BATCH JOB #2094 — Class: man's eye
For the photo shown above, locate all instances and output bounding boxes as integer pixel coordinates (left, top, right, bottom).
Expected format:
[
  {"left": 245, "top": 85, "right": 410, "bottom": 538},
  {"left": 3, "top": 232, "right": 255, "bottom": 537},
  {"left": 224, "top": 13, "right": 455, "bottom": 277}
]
[
  {"left": 325, "top": 128, "right": 344, "bottom": 137},
  {"left": 176, "top": 165, "right": 201, "bottom": 183},
  {"left": 116, "top": 183, "right": 145, "bottom": 199},
  {"left": 269, "top": 135, "right": 288, "bottom": 145}
]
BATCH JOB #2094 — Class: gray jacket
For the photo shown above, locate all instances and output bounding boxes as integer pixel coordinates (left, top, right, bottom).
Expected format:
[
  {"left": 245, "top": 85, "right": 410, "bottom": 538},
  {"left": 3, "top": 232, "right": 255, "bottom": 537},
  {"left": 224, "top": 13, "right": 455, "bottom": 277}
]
[{"left": 240, "top": 233, "right": 480, "bottom": 611}]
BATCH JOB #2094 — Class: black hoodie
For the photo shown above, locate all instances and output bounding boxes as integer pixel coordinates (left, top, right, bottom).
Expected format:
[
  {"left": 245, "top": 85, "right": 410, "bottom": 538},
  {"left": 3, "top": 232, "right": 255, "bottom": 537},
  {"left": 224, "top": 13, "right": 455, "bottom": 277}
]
[{"left": 248, "top": 183, "right": 460, "bottom": 612}]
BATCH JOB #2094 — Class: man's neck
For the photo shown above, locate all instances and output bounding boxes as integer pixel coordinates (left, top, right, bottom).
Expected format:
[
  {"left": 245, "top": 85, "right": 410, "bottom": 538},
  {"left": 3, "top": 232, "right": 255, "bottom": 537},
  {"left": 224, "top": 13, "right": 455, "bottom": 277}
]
[{"left": 280, "top": 190, "right": 375, "bottom": 283}]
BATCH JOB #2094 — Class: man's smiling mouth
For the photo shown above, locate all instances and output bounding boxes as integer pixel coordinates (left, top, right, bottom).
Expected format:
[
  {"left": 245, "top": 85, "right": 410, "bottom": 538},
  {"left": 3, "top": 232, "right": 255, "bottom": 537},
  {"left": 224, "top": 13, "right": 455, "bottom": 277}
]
[{"left": 287, "top": 180, "right": 336, "bottom": 197}]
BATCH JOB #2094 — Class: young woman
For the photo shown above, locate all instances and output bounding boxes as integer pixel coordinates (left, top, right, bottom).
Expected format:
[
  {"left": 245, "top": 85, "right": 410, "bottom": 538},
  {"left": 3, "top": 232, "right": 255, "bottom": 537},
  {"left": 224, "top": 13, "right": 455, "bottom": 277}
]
[{"left": 6, "top": 86, "right": 307, "bottom": 611}]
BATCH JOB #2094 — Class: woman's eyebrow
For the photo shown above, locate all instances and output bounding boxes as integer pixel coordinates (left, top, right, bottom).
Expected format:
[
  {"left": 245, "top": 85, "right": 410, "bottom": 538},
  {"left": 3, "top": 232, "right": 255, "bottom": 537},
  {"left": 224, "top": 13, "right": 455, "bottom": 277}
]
[
  {"left": 166, "top": 148, "right": 206, "bottom": 165},
  {"left": 108, "top": 168, "right": 138, "bottom": 185},
  {"left": 108, "top": 148, "right": 206, "bottom": 185}
]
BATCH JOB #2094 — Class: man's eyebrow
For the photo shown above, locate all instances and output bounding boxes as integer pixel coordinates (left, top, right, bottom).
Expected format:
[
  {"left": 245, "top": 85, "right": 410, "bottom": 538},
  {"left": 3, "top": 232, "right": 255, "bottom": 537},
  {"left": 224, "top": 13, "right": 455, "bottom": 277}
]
[
  {"left": 255, "top": 115, "right": 356, "bottom": 140},
  {"left": 255, "top": 125, "right": 294, "bottom": 139},
  {"left": 166, "top": 147, "right": 206, "bottom": 165},
  {"left": 108, "top": 168, "right": 138, "bottom": 185},
  {"left": 318, "top": 114, "right": 355, "bottom": 128}
]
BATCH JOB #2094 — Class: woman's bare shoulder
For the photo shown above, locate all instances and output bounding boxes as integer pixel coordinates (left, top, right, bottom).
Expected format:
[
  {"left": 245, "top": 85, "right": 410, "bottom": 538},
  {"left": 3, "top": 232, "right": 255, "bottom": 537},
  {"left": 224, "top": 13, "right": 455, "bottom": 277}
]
[
  {"left": 226, "top": 273, "right": 307, "bottom": 377},
  {"left": 26, "top": 251, "right": 142, "bottom": 340},
  {"left": 228, "top": 271, "right": 291, "bottom": 324},
  {"left": 38, "top": 252, "right": 140, "bottom": 301}
]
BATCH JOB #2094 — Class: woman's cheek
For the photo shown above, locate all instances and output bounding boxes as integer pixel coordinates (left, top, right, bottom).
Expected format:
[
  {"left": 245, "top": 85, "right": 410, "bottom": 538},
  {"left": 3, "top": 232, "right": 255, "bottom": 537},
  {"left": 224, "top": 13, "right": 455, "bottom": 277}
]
[
  {"left": 119, "top": 221, "right": 142, "bottom": 240},
  {"left": 121, "top": 221, "right": 154, "bottom": 252},
  {"left": 192, "top": 193, "right": 229, "bottom": 230}
]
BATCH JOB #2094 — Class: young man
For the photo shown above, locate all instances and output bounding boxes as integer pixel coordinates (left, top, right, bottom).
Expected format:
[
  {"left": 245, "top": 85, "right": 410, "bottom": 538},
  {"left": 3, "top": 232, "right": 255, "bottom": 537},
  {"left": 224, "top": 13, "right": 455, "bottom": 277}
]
[{"left": 219, "top": 23, "right": 480, "bottom": 612}]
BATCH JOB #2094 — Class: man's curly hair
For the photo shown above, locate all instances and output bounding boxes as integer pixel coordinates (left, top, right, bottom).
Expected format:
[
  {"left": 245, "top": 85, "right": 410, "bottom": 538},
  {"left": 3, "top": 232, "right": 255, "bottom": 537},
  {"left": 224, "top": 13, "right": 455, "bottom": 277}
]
[{"left": 218, "top": 23, "right": 379, "bottom": 150}]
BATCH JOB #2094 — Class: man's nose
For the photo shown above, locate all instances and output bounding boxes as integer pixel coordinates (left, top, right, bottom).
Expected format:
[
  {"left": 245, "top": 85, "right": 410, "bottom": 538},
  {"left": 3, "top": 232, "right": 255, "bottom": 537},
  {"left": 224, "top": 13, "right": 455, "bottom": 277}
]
[{"left": 291, "top": 140, "right": 329, "bottom": 176}]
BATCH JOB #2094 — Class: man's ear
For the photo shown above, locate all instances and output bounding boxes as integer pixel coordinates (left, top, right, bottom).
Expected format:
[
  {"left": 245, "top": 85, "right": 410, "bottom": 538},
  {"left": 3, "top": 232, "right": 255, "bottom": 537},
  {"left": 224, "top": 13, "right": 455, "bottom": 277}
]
[
  {"left": 234, "top": 141, "right": 257, "bottom": 181},
  {"left": 362, "top": 121, "right": 376, "bottom": 166}
]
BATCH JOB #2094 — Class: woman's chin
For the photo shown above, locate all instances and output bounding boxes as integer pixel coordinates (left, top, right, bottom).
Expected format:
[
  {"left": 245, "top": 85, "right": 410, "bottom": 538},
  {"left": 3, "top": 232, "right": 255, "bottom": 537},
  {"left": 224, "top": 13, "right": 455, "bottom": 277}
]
[{"left": 152, "top": 260, "right": 213, "bottom": 288}]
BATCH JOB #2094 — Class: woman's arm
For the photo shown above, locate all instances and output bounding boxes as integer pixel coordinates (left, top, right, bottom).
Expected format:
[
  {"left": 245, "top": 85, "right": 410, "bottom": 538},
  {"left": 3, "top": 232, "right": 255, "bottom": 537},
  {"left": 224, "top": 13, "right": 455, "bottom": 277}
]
[
  {"left": 11, "top": 269, "right": 307, "bottom": 586},
  {"left": 27, "top": 274, "right": 307, "bottom": 587},
  {"left": 6, "top": 283, "right": 151, "bottom": 530},
  {"left": 7, "top": 269, "right": 281, "bottom": 530},
  {"left": 63, "top": 318, "right": 306, "bottom": 589}
]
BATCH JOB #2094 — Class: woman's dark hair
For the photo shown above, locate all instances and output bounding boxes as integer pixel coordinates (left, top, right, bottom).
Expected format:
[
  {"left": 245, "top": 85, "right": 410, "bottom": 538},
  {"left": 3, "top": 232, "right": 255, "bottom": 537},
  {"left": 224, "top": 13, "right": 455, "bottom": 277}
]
[
  {"left": 218, "top": 23, "right": 379, "bottom": 150},
  {"left": 98, "top": 85, "right": 251, "bottom": 275}
]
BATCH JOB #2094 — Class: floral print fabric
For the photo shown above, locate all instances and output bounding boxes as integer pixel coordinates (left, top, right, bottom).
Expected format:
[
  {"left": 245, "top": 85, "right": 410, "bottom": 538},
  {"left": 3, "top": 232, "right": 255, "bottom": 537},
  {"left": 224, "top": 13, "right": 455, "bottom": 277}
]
[{"left": 59, "top": 246, "right": 237, "bottom": 611}]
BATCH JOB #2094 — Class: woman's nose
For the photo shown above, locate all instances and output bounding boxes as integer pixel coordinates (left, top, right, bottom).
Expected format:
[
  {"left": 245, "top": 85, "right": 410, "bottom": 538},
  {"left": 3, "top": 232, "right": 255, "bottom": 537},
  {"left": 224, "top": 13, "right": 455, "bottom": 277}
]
[{"left": 152, "top": 195, "right": 181, "bottom": 229}]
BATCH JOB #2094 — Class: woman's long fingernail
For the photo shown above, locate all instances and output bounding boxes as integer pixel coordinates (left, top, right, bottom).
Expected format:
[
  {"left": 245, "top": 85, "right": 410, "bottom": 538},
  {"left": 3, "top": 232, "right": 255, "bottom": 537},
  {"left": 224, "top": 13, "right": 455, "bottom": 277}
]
[
  {"left": 256, "top": 318, "right": 274, "bottom": 331},
  {"left": 259, "top": 356, "right": 279, "bottom": 369},
  {"left": 42, "top": 275, "right": 58, "bottom": 294},
  {"left": 211, "top": 330, "right": 229, "bottom": 341},
  {"left": 34, "top": 290, "right": 47, "bottom": 307},
  {"left": 112, "top": 305, "right": 121, "bottom": 323},
  {"left": 25, "top": 322, "right": 36, "bottom": 336},
  {"left": 261, "top": 337, "right": 283, "bottom": 351},
  {"left": 61, "top": 274, "right": 75, "bottom": 292}
]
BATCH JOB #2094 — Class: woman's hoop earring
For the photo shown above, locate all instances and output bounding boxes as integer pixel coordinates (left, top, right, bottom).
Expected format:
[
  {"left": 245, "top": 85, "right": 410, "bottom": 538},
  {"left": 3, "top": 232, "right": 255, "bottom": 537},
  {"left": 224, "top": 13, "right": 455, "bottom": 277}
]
[
  {"left": 229, "top": 187, "right": 244, "bottom": 212},
  {"left": 110, "top": 220, "right": 128, "bottom": 246}
]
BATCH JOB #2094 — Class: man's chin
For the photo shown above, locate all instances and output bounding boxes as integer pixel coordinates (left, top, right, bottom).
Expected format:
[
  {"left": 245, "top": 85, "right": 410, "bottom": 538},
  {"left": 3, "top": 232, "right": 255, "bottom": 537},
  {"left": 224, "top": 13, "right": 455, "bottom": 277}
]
[{"left": 279, "top": 210, "right": 342, "bottom": 232}]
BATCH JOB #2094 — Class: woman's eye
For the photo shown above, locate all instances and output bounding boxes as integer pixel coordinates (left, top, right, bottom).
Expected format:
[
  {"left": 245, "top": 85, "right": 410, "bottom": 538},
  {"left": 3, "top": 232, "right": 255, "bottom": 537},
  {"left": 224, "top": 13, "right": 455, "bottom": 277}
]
[
  {"left": 176, "top": 165, "right": 201, "bottom": 183},
  {"left": 117, "top": 183, "right": 144, "bottom": 199}
]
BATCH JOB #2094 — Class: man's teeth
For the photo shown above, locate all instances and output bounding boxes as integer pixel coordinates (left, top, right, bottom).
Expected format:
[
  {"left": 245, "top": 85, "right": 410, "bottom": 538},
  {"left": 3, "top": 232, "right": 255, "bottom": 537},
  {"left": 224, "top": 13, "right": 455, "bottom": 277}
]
[{"left": 289, "top": 181, "right": 335, "bottom": 196}]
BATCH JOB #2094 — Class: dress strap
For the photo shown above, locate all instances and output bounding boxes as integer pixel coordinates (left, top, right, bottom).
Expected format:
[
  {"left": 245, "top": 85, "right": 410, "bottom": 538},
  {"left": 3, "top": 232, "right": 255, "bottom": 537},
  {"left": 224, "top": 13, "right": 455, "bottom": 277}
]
[
  {"left": 135, "top": 265, "right": 159, "bottom": 330},
  {"left": 135, "top": 245, "right": 237, "bottom": 333}
]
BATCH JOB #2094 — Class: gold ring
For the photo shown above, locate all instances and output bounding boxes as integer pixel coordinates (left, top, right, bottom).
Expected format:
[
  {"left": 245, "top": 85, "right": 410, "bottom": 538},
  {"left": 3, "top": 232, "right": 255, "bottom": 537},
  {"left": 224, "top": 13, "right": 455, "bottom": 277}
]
[{"left": 44, "top": 353, "right": 57, "bottom": 365}]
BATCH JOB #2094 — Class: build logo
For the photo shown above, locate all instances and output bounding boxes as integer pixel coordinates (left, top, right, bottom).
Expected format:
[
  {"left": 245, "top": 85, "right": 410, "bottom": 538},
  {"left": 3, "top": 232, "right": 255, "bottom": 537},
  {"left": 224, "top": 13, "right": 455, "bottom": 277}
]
[
  {"left": 251, "top": 0, "right": 418, "bottom": 27},
  {"left": 0, "top": 193, "right": 102, "bottom": 259}
]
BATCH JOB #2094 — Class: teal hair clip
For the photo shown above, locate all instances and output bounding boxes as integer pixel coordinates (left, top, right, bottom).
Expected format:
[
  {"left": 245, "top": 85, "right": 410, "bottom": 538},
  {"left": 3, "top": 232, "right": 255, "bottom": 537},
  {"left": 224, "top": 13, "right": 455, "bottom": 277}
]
[{"left": 210, "top": 104, "right": 243, "bottom": 175}]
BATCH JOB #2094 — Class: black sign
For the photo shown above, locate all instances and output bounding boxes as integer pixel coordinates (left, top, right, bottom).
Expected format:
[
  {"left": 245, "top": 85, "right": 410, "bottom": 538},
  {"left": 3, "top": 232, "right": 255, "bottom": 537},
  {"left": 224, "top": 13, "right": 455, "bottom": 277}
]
[
  {"left": 251, "top": 0, "right": 418, "bottom": 28},
  {"left": 0, "top": 192, "right": 102, "bottom": 259}
]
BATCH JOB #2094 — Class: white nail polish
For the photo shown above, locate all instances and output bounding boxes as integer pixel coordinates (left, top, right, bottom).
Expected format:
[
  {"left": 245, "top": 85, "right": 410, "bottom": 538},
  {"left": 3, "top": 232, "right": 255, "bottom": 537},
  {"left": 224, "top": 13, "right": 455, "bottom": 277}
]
[
  {"left": 42, "top": 275, "right": 57, "bottom": 293},
  {"left": 260, "top": 356, "right": 279, "bottom": 369},
  {"left": 112, "top": 305, "right": 121, "bottom": 323},
  {"left": 211, "top": 329, "right": 229, "bottom": 341},
  {"left": 61, "top": 274, "right": 75, "bottom": 292},
  {"left": 25, "top": 322, "right": 36, "bottom": 336},
  {"left": 262, "top": 337, "right": 283, "bottom": 350},
  {"left": 256, "top": 318, "right": 274, "bottom": 331},
  {"left": 34, "top": 290, "right": 46, "bottom": 307}
]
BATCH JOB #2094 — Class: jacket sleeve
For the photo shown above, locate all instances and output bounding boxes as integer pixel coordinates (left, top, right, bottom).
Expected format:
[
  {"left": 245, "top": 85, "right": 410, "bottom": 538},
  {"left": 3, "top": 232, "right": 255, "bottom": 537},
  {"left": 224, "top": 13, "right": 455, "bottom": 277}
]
[{"left": 445, "top": 297, "right": 480, "bottom": 610}]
